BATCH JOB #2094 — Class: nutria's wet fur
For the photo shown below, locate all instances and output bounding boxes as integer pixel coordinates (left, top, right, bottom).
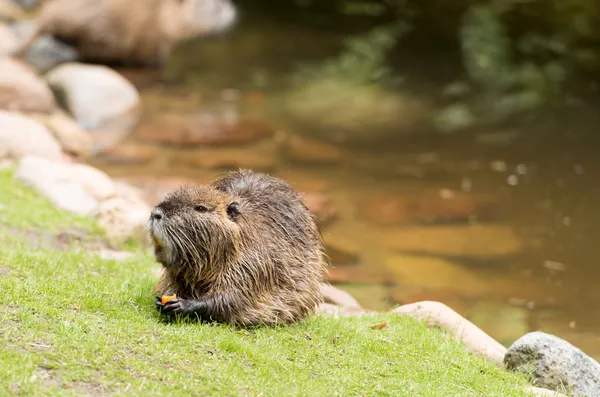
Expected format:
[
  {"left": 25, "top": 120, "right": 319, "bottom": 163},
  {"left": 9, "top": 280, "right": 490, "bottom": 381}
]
[
  {"left": 149, "top": 169, "right": 329, "bottom": 326},
  {"left": 15, "top": 0, "right": 236, "bottom": 65}
]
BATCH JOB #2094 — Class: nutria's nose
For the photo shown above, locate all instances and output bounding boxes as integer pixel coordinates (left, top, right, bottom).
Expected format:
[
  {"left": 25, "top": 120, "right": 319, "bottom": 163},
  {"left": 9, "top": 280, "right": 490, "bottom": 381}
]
[{"left": 151, "top": 207, "right": 163, "bottom": 221}]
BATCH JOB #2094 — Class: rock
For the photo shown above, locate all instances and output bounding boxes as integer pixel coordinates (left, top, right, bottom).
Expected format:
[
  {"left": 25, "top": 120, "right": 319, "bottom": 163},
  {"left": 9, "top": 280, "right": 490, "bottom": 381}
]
[
  {"left": 10, "top": 21, "right": 78, "bottom": 72},
  {"left": 16, "top": 155, "right": 116, "bottom": 209},
  {"left": 29, "top": 110, "right": 93, "bottom": 158},
  {"left": 326, "top": 266, "right": 394, "bottom": 285},
  {"left": 116, "top": 176, "right": 199, "bottom": 206},
  {"left": 94, "top": 197, "right": 151, "bottom": 245},
  {"left": 323, "top": 234, "right": 360, "bottom": 266},
  {"left": 91, "top": 249, "right": 135, "bottom": 262},
  {"left": 12, "top": 0, "right": 38, "bottom": 9},
  {"left": 0, "top": 0, "right": 25, "bottom": 21},
  {"left": 0, "top": 58, "right": 56, "bottom": 113},
  {"left": 320, "top": 283, "right": 363, "bottom": 311},
  {"left": 16, "top": 156, "right": 99, "bottom": 215},
  {"left": 377, "top": 224, "right": 522, "bottom": 259},
  {"left": 113, "top": 181, "right": 150, "bottom": 208},
  {"left": 284, "top": 78, "right": 429, "bottom": 146},
  {"left": 505, "top": 331, "right": 600, "bottom": 396},
  {"left": 0, "top": 111, "right": 62, "bottom": 161},
  {"left": 283, "top": 134, "right": 343, "bottom": 164},
  {"left": 300, "top": 192, "right": 337, "bottom": 226},
  {"left": 0, "top": 23, "right": 19, "bottom": 55},
  {"left": 361, "top": 193, "right": 497, "bottom": 226},
  {"left": 177, "top": 148, "right": 278, "bottom": 172},
  {"left": 385, "top": 254, "right": 488, "bottom": 297},
  {"left": 45, "top": 63, "right": 141, "bottom": 151},
  {"left": 95, "top": 143, "right": 157, "bottom": 165},
  {"left": 393, "top": 301, "right": 507, "bottom": 365},
  {"left": 136, "top": 117, "right": 275, "bottom": 146},
  {"left": 316, "top": 303, "right": 368, "bottom": 318},
  {"left": 524, "top": 386, "right": 568, "bottom": 397}
]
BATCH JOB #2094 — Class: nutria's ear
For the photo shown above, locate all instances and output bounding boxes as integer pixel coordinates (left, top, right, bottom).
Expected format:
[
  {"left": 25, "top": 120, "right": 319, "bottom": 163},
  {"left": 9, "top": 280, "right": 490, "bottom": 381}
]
[{"left": 227, "top": 202, "right": 241, "bottom": 220}]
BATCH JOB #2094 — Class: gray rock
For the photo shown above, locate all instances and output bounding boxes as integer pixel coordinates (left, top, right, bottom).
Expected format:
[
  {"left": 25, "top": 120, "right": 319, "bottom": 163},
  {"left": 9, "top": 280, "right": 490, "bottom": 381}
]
[
  {"left": 0, "top": 111, "right": 63, "bottom": 161},
  {"left": 505, "top": 331, "right": 600, "bottom": 397},
  {"left": 10, "top": 21, "right": 78, "bottom": 72},
  {"left": 0, "top": 57, "right": 56, "bottom": 113},
  {"left": 45, "top": 63, "right": 141, "bottom": 153}
]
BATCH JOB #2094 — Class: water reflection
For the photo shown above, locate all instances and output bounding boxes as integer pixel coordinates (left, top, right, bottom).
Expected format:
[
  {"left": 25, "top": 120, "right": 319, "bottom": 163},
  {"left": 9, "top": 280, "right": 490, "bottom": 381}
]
[{"left": 93, "top": 4, "right": 600, "bottom": 359}]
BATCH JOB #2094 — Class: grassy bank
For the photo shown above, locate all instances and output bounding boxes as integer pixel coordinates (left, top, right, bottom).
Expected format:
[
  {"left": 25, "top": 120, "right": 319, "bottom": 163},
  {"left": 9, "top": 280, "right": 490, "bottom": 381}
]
[{"left": 0, "top": 169, "right": 533, "bottom": 396}]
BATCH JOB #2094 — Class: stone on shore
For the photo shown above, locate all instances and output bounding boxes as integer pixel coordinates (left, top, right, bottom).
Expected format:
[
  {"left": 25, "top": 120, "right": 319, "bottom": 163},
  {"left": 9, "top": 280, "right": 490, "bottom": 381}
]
[
  {"left": 45, "top": 63, "right": 141, "bottom": 152},
  {"left": 320, "top": 283, "right": 363, "bottom": 311},
  {"left": 505, "top": 331, "right": 600, "bottom": 397},
  {"left": 0, "top": 58, "right": 56, "bottom": 113},
  {"left": 0, "top": 111, "right": 63, "bottom": 161}
]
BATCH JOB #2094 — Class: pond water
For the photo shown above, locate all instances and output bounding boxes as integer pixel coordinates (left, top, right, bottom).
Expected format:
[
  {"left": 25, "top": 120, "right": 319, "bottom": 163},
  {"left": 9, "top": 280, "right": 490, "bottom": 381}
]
[{"left": 91, "top": 6, "right": 600, "bottom": 358}]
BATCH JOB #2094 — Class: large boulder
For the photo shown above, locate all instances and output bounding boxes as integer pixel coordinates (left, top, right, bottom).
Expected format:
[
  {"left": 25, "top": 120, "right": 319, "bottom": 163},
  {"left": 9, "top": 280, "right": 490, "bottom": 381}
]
[
  {"left": 505, "top": 332, "right": 600, "bottom": 397},
  {"left": 45, "top": 63, "right": 141, "bottom": 153},
  {"left": 0, "top": 57, "right": 56, "bottom": 113},
  {"left": 0, "top": 111, "right": 62, "bottom": 161}
]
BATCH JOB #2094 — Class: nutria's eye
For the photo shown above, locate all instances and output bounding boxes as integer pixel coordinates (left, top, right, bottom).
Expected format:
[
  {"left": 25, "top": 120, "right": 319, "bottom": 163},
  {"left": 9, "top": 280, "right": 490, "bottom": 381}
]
[
  {"left": 194, "top": 205, "right": 208, "bottom": 213},
  {"left": 227, "top": 202, "right": 241, "bottom": 220}
]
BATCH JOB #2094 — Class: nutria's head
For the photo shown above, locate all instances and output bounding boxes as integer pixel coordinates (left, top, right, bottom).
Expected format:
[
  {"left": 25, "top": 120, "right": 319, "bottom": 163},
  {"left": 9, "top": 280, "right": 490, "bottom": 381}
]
[{"left": 147, "top": 185, "right": 242, "bottom": 272}]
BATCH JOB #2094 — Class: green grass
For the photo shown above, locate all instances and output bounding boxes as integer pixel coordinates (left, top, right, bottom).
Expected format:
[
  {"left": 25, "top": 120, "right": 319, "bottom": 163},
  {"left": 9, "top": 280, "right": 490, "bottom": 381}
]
[{"left": 0, "top": 169, "right": 535, "bottom": 396}]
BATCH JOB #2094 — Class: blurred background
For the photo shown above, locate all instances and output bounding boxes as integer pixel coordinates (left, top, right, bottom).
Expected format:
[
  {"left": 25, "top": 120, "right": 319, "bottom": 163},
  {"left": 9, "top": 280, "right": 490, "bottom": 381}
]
[{"left": 4, "top": 0, "right": 600, "bottom": 358}]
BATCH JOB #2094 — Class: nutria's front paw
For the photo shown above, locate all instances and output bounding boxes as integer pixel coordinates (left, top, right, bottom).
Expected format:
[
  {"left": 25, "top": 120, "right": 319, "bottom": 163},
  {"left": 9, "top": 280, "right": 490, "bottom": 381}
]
[{"left": 155, "top": 297, "right": 207, "bottom": 317}]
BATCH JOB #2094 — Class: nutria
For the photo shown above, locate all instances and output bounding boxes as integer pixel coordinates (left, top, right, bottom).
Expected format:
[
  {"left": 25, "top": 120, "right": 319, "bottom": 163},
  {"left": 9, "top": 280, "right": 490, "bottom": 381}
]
[
  {"left": 149, "top": 169, "right": 329, "bottom": 326},
  {"left": 14, "top": 0, "right": 236, "bottom": 65}
]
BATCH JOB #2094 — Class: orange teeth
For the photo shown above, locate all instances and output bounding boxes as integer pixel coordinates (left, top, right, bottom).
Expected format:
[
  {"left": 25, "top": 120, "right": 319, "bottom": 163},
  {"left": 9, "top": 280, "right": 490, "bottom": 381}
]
[{"left": 152, "top": 234, "right": 161, "bottom": 247}]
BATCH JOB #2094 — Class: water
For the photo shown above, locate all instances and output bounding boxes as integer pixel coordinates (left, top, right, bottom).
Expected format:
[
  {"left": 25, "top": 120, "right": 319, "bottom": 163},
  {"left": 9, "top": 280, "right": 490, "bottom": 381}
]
[{"left": 92, "top": 6, "right": 600, "bottom": 358}]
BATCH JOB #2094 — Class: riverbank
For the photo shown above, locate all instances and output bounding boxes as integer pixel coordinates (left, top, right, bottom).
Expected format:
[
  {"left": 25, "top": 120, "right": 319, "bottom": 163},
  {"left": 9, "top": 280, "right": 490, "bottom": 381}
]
[{"left": 0, "top": 167, "right": 541, "bottom": 396}]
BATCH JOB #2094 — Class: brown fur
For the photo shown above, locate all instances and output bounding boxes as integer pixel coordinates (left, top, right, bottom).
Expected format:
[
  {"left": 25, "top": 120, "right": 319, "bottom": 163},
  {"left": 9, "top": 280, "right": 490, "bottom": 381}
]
[
  {"left": 15, "top": 0, "right": 236, "bottom": 65},
  {"left": 149, "top": 169, "right": 329, "bottom": 326}
]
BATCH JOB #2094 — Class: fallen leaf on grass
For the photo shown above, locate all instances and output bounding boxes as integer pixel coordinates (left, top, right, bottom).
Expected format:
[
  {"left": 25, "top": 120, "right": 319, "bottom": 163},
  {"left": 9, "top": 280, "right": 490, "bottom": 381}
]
[{"left": 369, "top": 322, "right": 389, "bottom": 330}]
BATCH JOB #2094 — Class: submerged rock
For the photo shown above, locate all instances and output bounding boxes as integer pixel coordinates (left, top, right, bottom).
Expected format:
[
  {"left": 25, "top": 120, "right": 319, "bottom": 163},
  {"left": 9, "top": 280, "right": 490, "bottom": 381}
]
[
  {"left": 300, "top": 192, "right": 337, "bottom": 227},
  {"left": 505, "top": 331, "right": 600, "bottom": 397},
  {"left": 361, "top": 193, "right": 497, "bottom": 226},
  {"left": 0, "top": 57, "right": 56, "bottom": 113},
  {"left": 282, "top": 134, "right": 343, "bottom": 164},
  {"left": 136, "top": 117, "right": 274, "bottom": 146},
  {"left": 385, "top": 254, "right": 488, "bottom": 297},
  {"left": 284, "top": 78, "right": 429, "bottom": 146},
  {"left": 376, "top": 224, "right": 522, "bottom": 260},
  {"left": 0, "top": 111, "right": 62, "bottom": 161}
]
